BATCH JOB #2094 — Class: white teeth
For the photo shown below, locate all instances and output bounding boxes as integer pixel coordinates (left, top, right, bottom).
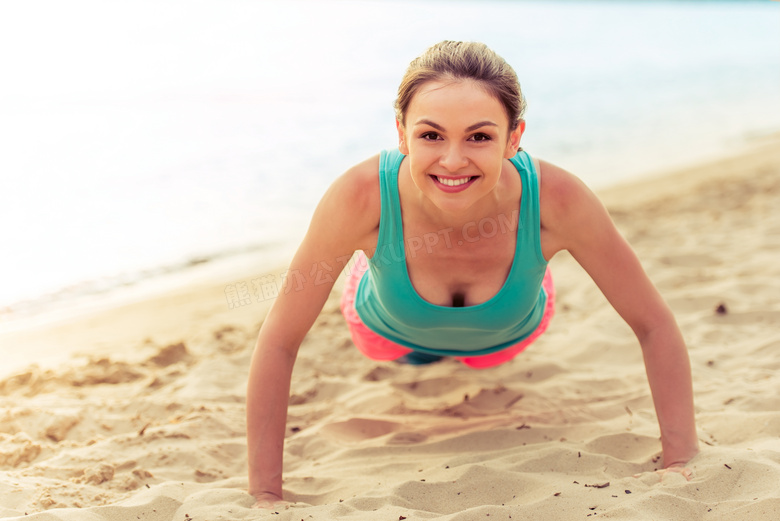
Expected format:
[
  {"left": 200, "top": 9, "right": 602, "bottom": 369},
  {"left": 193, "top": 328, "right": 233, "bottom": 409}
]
[{"left": 437, "top": 176, "right": 471, "bottom": 187}]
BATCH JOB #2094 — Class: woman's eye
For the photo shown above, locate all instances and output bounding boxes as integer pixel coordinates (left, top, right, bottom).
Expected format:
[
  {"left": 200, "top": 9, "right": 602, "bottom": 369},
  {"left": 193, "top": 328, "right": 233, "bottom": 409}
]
[
  {"left": 470, "top": 133, "right": 491, "bottom": 142},
  {"left": 421, "top": 132, "right": 440, "bottom": 141}
]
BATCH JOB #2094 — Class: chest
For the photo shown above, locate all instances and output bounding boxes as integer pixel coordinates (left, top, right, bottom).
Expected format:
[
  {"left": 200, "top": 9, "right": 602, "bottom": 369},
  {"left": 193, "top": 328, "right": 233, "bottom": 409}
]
[{"left": 401, "top": 213, "right": 519, "bottom": 307}]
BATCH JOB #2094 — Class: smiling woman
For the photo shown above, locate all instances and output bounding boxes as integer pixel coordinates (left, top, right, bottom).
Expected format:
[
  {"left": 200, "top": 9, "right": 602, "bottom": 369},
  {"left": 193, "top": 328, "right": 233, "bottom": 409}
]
[
  {"left": 246, "top": 40, "right": 699, "bottom": 509},
  {"left": 398, "top": 80, "right": 521, "bottom": 213}
]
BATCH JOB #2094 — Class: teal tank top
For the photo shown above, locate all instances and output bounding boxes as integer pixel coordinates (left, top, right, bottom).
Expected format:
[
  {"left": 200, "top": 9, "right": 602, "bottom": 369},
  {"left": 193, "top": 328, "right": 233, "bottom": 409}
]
[{"left": 353, "top": 148, "right": 549, "bottom": 357}]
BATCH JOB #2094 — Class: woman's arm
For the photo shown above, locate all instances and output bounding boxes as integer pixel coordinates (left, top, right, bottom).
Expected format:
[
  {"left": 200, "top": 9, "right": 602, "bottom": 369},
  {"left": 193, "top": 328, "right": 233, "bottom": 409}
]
[
  {"left": 247, "top": 157, "right": 380, "bottom": 506},
  {"left": 538, "top": 160, "right": 700, "bottom": 471}
]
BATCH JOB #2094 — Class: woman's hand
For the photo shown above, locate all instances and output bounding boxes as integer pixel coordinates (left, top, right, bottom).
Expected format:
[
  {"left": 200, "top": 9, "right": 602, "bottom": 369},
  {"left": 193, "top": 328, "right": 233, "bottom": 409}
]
[
  {"left": 635, "top": 460, "right": 695, "bottom": 484},
  {"left": 656, "top": 463, "right": 693, "bottom": 481},
  {"left": 251, "top": 491, "right": 290, "bottom": 510},
  {"left": 246, "top": 157, "right": 380, "bottom": 507},
  {"left": 537, "top": 162, "right": 700, "bottom": 488}
]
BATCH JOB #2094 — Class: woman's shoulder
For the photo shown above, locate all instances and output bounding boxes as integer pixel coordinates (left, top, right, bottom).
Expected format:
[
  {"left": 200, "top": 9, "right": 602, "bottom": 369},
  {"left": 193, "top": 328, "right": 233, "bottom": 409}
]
[
  {"left": 331, "top": 153, "right": 381, "bottom": 216},
  {"left": 536, "top": 158, "right": 613, "bottom": 251},
  {"left": 343, "top": 153, "right": 381, "bottom": 185},
  {"left": 536, "top": 158, "right": 599, "bottom": 218},
  {"left": 309, "top": 154, "right": 382, "bottom": 250}
]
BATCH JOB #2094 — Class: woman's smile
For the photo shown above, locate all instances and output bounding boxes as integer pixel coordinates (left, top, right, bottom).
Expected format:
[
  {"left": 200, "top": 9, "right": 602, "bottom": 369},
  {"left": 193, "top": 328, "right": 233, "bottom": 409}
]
[{"left": 430, "top": 174, "right": 479, "bottom": 192}]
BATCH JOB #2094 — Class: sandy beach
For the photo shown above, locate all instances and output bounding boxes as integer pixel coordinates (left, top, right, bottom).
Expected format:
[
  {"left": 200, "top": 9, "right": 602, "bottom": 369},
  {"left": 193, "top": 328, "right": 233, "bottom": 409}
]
[{"left": 1, "top": 139, "right": 779, "bottom": 520}]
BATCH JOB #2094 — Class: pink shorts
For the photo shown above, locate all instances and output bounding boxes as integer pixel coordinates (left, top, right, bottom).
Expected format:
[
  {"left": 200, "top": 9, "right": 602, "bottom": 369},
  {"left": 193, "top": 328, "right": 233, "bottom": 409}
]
[{"left": 340, "top": 253, "right": 555, "bottom": 369}]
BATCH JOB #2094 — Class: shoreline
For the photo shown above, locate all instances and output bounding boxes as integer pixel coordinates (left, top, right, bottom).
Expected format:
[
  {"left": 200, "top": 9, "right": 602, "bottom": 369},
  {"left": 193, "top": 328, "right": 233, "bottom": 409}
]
[
  {"left": 4, "top": 125, "right": 779, "bottom": 324},
  {"left": 0, "top": 250, "right": 292, "bottom": 380},
  {"left": 598, "top": 130, "right": 780, "bottom": 210}
]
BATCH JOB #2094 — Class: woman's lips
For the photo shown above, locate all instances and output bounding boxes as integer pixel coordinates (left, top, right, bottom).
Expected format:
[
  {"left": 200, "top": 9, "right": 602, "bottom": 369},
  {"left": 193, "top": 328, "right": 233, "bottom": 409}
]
[{"left": 430, "top": 175, "right": 477, "bottom": 193}]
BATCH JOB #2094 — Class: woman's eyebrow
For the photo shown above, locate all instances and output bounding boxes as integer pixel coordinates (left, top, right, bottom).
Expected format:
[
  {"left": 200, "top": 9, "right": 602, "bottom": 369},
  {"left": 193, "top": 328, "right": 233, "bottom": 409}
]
[
  {"left": 413, "top": 119, "right": 498, "bottom": 132},
  {"left": 414, "top": 119, "right": 445, "bottom": 131},
  {"left": 465, "top": 121, "right": 498, "bottom": 132}
]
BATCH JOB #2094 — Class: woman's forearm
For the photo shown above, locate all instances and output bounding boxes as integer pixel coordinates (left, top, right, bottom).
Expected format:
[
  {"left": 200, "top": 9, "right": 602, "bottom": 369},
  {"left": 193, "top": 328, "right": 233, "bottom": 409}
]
[
  {"left": 639, "top": 323, "right": 700, "bottom": 467},
  {"left": 246, "top": 340, "right": 297, "bottom": 498}
]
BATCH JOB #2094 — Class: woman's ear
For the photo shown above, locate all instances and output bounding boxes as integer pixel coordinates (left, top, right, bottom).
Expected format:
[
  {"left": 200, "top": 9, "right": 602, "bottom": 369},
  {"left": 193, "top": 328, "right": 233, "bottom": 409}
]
[
  {"left": 396, "top": 119, "right": 410, "bottom": 155},
  {"left": 504, "top": 120, "right": 526, "bottom": 158}
]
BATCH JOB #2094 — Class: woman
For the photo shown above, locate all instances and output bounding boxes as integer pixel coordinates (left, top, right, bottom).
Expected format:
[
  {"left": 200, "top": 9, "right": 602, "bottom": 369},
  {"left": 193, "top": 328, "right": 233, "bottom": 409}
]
[{"left": 246, "top": 41, "right": 699, "bottom": 508}]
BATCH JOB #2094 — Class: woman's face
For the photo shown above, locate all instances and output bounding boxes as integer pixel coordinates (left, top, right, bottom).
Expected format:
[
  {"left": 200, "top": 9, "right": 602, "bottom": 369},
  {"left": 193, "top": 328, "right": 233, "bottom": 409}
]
[{"left": 397, "top": 79, "right": 523, "bottom": 215}]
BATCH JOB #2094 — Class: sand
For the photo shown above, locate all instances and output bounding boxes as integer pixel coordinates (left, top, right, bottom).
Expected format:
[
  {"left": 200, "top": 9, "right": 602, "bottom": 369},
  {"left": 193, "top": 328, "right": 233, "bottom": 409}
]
[{"left": 1, "top": 138, "right": 779, "bottom": 520}]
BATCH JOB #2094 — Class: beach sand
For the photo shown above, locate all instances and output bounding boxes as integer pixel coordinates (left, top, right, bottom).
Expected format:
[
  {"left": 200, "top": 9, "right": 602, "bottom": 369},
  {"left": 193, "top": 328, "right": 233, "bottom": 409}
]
[{"left": 1, "top": 139, "right": 779, "bottom": 520}]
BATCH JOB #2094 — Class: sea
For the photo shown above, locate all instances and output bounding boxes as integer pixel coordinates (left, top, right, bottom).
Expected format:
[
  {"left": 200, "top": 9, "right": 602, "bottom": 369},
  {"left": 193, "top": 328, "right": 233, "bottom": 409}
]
[{"left": 1, "top": 0, "right": 779, "bottom": 318}]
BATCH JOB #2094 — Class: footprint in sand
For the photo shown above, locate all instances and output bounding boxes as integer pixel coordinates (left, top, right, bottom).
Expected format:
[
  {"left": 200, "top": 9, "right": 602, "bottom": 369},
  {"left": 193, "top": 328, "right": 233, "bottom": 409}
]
[
  {"left": 659, "top": 253, "right": 721, "bottom": 268},
  {"left": 146, "top": 342, "right": 192, "bottom": 367},
  {"left": 392, "top": 377, "right": 465, "bottom": 398},
  {"left": 584, "top": 432, "right": 659, "bottom": 462},
  {"left": 362, "top": 366, "right": 396, "bottom": 382},
  {"left": 319, "top": 418, "right": 400, "bottom": 442}
]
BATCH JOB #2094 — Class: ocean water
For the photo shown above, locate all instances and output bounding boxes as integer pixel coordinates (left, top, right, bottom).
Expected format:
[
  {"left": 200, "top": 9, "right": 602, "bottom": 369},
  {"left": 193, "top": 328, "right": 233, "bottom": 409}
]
[{"left": 1, "top": 0, "right": 779, "bottom": 314}]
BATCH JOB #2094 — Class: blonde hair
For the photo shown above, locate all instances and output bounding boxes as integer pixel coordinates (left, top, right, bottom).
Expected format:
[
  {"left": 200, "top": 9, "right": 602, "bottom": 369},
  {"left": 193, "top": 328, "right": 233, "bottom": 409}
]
[{"left": 394, "top": 41, "right": 526, "bottom": 130}]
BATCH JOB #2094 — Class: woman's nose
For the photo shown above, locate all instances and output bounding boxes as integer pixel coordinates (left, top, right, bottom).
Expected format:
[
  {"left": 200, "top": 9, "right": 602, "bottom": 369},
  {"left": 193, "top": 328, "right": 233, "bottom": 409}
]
[{"left": 438, "top": 143, "right": 469, "bottom": 172}]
